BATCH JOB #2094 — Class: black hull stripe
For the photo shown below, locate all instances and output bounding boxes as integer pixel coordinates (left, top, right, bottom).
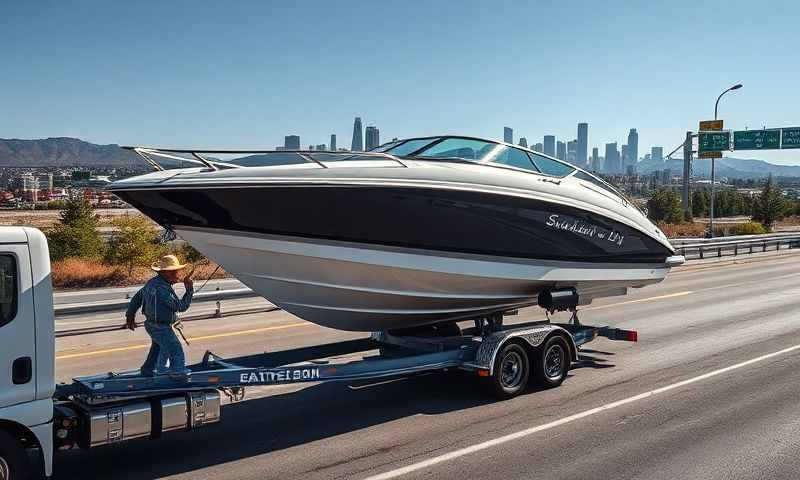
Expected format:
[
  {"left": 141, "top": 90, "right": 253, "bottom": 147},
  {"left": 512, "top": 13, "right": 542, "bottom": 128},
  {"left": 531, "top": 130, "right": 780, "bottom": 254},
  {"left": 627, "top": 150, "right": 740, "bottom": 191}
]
[{"left": 115, "top": 185, "right": 672, "bottom": 264}]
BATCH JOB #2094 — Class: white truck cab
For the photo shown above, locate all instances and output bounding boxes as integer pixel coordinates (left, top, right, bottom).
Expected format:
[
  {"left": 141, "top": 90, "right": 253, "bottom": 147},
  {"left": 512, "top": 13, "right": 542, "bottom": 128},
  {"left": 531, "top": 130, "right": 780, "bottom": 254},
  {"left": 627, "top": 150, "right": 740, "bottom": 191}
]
[{"left": 0, "top": 227, "right": 55, "bottom": 479}]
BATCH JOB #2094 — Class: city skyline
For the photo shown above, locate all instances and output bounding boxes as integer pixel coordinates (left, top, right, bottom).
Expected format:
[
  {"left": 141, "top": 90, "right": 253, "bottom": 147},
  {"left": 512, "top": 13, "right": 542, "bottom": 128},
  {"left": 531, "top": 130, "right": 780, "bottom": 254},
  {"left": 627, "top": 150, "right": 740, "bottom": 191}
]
[{"left": 3, "top": 2, "right": 799, "bottom": 165}]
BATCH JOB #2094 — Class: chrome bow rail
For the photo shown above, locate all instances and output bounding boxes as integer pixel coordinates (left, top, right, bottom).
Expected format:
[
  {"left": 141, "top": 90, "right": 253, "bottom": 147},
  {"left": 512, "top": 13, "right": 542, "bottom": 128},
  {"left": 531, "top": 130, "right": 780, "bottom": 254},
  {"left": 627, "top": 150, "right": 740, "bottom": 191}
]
[{"left": 121, "top": 146, "right": 409, "bottom": 171}]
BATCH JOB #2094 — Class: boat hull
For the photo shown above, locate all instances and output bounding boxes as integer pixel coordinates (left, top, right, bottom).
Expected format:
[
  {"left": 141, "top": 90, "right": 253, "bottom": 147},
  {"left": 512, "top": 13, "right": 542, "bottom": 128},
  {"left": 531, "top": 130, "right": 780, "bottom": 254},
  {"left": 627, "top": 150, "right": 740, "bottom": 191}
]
[{"left": 176, "top": 226, "right": 671, "bottom": 331}]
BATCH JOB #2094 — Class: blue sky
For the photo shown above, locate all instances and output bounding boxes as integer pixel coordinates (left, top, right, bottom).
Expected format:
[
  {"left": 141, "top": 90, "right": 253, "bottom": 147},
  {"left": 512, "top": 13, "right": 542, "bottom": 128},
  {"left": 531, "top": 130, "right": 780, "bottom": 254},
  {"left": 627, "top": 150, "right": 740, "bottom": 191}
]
[{"left": 3, "top": 1, "right": 800, "bottom": 164}]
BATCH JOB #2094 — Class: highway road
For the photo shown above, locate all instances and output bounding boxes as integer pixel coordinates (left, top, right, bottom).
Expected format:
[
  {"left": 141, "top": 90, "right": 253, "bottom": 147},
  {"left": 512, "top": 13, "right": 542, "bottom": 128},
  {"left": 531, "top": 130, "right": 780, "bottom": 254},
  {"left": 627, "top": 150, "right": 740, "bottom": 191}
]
[{"left": 52, "top": 252, "right": 800, "bottom": 479}]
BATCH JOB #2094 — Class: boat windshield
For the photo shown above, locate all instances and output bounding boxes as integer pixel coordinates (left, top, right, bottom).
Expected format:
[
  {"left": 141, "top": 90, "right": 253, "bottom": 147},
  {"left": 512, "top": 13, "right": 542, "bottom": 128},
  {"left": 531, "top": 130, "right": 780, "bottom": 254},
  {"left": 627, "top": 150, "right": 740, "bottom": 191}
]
[{"left": 384, "top": 138, "right": 440, "bottom": 156}]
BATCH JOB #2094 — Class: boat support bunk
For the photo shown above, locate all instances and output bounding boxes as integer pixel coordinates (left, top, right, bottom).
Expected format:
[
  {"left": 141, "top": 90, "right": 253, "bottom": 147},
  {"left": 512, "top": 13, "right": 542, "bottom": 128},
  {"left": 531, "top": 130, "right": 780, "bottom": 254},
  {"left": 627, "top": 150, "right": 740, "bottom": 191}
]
[{"left": 56, "top": 315, "right": 638, "bottom": 403}]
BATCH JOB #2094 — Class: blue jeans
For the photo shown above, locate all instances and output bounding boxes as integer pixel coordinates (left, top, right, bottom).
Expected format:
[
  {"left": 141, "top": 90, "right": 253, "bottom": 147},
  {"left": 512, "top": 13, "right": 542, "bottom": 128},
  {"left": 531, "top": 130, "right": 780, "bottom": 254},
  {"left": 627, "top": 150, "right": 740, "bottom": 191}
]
[{"left": 141, "top": 322, "right": 189, "bottom": 375}]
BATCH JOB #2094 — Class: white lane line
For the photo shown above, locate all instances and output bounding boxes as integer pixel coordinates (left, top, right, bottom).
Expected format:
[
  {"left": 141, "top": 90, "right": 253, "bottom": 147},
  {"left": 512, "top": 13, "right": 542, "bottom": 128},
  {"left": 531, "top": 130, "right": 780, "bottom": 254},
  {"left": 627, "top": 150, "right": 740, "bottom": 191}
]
[{"left": 363, "top": 342, "right": 800, "bottom": 480}]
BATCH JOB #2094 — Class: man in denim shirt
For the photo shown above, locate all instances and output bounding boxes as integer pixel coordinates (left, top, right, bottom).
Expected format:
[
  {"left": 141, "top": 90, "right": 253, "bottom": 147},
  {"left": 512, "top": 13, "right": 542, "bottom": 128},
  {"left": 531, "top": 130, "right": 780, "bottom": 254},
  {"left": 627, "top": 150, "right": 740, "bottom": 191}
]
[{"left": 126, "top": 254, "right": 194, "bottom": 377}]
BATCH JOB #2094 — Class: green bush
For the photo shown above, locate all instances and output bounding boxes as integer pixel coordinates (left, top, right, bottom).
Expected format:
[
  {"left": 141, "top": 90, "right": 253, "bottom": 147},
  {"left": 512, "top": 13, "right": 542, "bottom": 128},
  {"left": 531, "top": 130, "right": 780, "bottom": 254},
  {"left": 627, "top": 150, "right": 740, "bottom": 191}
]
[
  {"left": 104, "top": 216, "right": 167, "bottom": 274},
  {"left": 713, "top": 222, "right": 768, "bottom": 237},
  {"left": 46, "top": 197, "right": 104, "bottom": 261},
  {"left": 176, "top": 243, "right": 207, "bottom": 264},
  {"left": 647, "top": 190, "right": 683, "bottom": 223}
]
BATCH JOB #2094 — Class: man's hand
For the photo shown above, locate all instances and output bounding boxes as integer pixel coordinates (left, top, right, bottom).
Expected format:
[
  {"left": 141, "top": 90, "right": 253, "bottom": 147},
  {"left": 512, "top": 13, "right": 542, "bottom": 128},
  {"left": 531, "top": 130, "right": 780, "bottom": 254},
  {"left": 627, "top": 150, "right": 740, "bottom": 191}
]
[
  {"left": 183, "top": 277, "right": 194, "bottom": 291},
  {"left": 126, "top": 315, "right": 137, "bottom": 331}
]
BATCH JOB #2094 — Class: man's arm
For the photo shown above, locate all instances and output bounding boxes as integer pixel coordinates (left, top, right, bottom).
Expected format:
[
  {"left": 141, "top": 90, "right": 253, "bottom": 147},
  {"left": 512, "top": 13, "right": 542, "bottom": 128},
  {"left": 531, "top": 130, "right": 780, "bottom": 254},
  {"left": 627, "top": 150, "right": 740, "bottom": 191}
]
[
  {"left": 125, "top": 287, "right": 144, "bottom": 329},
  {"left": 157, "top": 283, "right": 194, "bottom": 313}
]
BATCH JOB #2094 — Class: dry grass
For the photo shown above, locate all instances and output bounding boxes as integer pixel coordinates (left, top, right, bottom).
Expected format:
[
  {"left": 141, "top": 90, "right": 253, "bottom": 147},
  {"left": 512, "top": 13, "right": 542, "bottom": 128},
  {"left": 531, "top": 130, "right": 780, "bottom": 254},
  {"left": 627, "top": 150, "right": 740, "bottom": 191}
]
[
  {"left": 51, "top": 258, "right": 228, "bottom": 290},
  {"left": 658, "top": 222, "right": 707, "bottom": 238},
  {"left": 777, "top": 215, "right": 800, "bottom": 227}
]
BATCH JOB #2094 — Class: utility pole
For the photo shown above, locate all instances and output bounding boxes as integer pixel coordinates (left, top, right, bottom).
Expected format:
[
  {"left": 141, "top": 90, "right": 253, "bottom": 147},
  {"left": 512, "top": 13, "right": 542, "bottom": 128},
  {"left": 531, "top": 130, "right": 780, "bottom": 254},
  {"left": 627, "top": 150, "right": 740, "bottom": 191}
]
[{"left": 682, "top": 131, "right": 692, "bottom": 218}]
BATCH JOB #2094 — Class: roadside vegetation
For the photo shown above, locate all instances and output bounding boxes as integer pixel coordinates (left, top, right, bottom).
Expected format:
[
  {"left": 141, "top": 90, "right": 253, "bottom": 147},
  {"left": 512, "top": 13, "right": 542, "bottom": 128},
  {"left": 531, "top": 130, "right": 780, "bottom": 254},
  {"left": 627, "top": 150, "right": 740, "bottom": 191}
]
[
  {"left": 646, "top": 175, "right": 798, "bottom": 237},
  {"left": 45, "top": 197, "right": 227, "bottom": 289}
]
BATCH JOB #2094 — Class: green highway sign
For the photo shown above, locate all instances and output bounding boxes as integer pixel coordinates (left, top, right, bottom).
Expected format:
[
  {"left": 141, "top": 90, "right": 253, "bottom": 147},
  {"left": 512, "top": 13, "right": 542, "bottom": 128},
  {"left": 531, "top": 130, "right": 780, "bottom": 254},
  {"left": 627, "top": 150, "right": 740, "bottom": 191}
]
[
  {"left": 782, "top": 127, "right": 800, "bottom": 149},
  {"left": 733, "top": 129, "right": 781, "bottom": 150},
  {"left": 698, "top": 131, "right": 731, "bottom": 153}
]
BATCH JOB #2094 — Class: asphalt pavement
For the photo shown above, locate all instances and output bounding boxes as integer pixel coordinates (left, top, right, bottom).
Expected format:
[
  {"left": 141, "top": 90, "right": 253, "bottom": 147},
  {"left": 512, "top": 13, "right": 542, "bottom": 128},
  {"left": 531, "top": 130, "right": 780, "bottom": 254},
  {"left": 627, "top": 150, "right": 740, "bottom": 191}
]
[{"left": 51, "top": 252, "right": 800, "bottom": 479}]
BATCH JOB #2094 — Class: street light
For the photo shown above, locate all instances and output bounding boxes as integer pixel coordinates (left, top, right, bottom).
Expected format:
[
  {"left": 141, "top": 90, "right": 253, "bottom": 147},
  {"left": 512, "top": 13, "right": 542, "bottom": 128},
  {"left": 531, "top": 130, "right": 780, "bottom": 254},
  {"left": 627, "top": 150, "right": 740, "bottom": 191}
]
[{"left": 708, "top": 83, "right": 743, "bottom": 237}]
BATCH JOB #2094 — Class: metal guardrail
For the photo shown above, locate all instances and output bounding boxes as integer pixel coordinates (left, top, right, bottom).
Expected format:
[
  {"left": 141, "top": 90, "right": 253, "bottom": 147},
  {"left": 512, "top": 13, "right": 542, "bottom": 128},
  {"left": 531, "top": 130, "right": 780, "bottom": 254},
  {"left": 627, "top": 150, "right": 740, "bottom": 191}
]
[
  {"left": 675, "top": 233, "right": 800, "bottom": 260},
  {"left": 54, "top": 287, "right": 257, "bottom": 316}
]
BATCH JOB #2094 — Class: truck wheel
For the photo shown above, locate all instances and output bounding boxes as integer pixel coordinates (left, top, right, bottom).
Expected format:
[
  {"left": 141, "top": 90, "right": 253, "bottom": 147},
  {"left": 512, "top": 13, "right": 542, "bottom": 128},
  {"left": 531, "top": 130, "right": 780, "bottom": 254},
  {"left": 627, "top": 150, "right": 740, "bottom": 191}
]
[
  {"left": 0, "top": 431, "right": 28, "bottom": 480},
  {"left": 487, "top": 342, "right": 530, "bottom": 400},
  {"left": 534, "top": 335, "right": 570, "bottom": 388}
]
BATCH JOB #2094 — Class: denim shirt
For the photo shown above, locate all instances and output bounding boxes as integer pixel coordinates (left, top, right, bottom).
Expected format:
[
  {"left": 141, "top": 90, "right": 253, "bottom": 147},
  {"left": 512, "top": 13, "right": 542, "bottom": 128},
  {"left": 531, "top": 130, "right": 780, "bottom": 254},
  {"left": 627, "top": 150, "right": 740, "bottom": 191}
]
[{"left": 126, "top": 275, "right": 194, "bottom": 325}]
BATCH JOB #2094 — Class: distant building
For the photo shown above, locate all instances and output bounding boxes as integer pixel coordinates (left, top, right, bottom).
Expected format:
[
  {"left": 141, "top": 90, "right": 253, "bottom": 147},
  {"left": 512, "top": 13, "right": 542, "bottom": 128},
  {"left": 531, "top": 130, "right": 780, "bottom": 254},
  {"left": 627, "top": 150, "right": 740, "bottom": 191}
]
[
  {"left": 504, "top": 127, "right": 513, "bottom": 144},
  {"left": 556, "top": 141, "right": 566, "bottom": 161},
  {"left": 651, "top": 146, "right": 663, "bottom": 163},
  {"left": 591, "top": 147, "right": 601, "bottom": 172},
  {"left": 518, "top": 137, "right": 528, "bottom": 148},
  {"left": 662, "top": 168, "right": 672, "bottom": 185},
  {"left": 351, "top": 117, "right": 363, "bottom": 151},
  {"left": 316, "top": 144, "right": 326, "bottom": 151},
  {"left": 627, "top": 128, "right": 639, "bottom": 169},
  {"left": 577, "top": 123, "right": 588, "bottom": 167},
  {"left": 330, "top": 134, "right": 337, "bottom": 151},
  {"left": 284, "top": 135, "right": 301, "bottom": 150},
  {"left": 533, "top": 143, "right": 544, "bottom": 153},
  {"left": 543, "top": 135, "right": 556, "bottom": 157},
  {"left": 308, "top": 145, "right": 314, "bottom": 150},
  {"left": 621, "top": 145, "right": 629, "bottom": 171},
  {"left": 604, "top": 142, "right": 620, "bottom": 173},
  {"left": 365, "top": 126, "right": 380, "bottom": 150},
  {"left": 567, "top": 140, "right": 577, "bottom": 165}
]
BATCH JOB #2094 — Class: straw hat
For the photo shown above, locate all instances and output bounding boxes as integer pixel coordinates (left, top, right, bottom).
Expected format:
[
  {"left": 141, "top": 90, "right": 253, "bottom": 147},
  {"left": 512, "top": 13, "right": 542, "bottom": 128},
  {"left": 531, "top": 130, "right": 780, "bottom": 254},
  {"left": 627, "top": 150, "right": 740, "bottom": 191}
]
[{"left": 151, "top": 254, "right": 189, "bottom": 271}]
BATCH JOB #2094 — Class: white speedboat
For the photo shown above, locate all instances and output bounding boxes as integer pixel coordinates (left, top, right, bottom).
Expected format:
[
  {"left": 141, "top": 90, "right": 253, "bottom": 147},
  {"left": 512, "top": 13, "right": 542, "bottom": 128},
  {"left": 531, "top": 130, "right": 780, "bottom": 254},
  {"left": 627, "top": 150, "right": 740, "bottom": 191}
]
[{"left": 109, "top": 136, "right": 683, "bottom": 331}]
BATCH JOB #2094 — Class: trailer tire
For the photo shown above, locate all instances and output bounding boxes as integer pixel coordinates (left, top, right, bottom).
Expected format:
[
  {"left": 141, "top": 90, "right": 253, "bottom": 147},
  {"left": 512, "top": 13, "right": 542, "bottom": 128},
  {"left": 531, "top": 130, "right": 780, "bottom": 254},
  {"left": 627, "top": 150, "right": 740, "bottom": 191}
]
[
  {"left": 0, "top": 430, "right": 29, "bottom": 480},
  {"left": 487, "top": 342, "right": 530, "bottom": 400},
  {"left": 534, "top": 335, "right": 570, "bottom": 388}
]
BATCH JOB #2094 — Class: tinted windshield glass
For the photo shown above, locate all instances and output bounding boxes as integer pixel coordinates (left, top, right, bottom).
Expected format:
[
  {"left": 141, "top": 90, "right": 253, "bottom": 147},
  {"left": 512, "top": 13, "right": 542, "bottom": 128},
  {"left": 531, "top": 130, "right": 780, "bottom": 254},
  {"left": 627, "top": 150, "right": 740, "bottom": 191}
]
[
  {"left": 414, "top": 138, "right": 499, "bottom": 160},
  {"left": 529, "top": 153, "right": 575, "bottom": 177},
  {"left": 372, "top": 141, "right": 401, "bottom": 152},
  {"left": 385, "top": 138, "right": 439, "bottom": 156},
  {"left": 574, "top": 170, "right": 622, "bottom": 197},
  {"left": 486, "top": 146, "right": 539, "bottom": 171}
]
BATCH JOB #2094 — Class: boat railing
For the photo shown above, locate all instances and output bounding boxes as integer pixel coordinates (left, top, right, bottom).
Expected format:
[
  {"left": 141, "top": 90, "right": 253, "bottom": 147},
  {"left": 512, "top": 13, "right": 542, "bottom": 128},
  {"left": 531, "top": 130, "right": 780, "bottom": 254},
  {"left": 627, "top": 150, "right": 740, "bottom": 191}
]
[{"left": 121, "top": 146, "right": 409, "bottom": 171}]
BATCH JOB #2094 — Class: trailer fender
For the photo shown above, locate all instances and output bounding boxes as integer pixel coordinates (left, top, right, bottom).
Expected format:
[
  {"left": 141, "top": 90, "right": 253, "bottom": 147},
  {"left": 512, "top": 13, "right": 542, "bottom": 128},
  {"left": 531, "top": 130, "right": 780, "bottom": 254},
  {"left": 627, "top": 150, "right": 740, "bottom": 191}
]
[{"left": 472, "top": 325, "right": 578, "bottom": 376}]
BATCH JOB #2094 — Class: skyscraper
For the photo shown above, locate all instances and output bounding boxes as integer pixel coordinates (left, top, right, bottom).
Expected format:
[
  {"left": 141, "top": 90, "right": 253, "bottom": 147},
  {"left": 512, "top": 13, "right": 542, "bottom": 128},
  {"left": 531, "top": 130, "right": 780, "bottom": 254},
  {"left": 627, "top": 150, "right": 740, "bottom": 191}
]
[
  {"left": 577, "top": 123, "right": 588, "bottom": 167},
  {"left": 621, "top": 144, "right": 629, "bottom": 171},
  {"left": 556, "top": 141, "right": 566, "bottom": 161},
  {"left": 533, "top": 143, "right": 544, "bottom": 153},
  {"left": 504, "top": 127, "right": 513, "bottom": 144},
  {"left": 351, "top": 117, "right": 363, "bottom": 151},
  {"left": 518, "top": 137, "right": 528, "bottom": 148},
  {"left": 591, "top": 147, "right": 600, "bottom": 172},
  {"left": 284, "top": 135, "right": 300, "bottom": 150},
  {"left": 605, "top": 142, "right": 619, "bottom": 173},
  {"left": 330, "top": 134, "right": 337, "bottom": 151},
  {"left": 567, "top": 140, "right": 577, "bottom": 165},
  {"left": 627, "top": 128, "right": 639, "bottom": 169},
  {"left": 543, "top": 135, "right": 556, "bottom": 157},
  {"left": 651, "top": 146, "right": 663, "bottom": 163},
  {"left": 365, "top": 126, "right": 380, "bottom": 150}
]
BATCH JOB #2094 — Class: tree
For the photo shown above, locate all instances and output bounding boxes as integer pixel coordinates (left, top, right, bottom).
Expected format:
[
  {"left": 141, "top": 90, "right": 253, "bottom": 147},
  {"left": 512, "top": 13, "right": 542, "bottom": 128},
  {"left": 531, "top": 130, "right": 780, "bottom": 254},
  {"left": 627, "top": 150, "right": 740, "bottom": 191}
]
[
  {"left": 105, "top": 216, "right": 167, "bottom": 274},
  {"left": 646, "top": 190, "right": 683, "bottom": 223},
  {"left": 691, "top": 190, "right": 708, "bottom": 218},
  {"left": 751, "top": 175, "right": 786, "bottom": 230},
  {"left": 46, "top": 197, "right": 104, "bottom": 261}
]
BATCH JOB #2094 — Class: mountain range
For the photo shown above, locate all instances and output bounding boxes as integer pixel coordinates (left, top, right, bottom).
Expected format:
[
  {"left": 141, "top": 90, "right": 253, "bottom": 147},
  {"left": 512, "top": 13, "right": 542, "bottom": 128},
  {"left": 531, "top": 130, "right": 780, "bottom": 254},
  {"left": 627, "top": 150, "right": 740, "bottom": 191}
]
[
  {"left": 0, "top": 137, "right": 140, "bottom": 167},
  {"left": 3, "top": 137, "right": 800, "bottom": 179}
]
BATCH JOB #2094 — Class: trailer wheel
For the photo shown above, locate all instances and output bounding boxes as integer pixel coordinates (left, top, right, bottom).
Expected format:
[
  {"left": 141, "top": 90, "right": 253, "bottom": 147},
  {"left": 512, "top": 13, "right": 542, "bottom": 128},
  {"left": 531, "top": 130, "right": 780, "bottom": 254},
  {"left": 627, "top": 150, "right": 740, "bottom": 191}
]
[
  {"left": 0, "top": 430, "right": 28, "bottom": 480},
  {"left": 487, "top": 342, "right": 530, "bottom": 400},
  {"left": 534, "top": 335, "right": 570, "bottom": 388}
]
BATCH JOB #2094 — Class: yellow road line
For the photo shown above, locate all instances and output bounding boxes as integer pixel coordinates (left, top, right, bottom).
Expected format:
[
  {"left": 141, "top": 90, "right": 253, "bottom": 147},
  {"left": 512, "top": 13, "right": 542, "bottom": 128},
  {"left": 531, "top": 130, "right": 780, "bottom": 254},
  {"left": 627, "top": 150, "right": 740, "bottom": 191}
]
[
  {"left": 584, "top": 291, "right": 693, "bottom": 311},
  {"left": 55, "top": 322, "right": 310, "bottom": 360}
]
